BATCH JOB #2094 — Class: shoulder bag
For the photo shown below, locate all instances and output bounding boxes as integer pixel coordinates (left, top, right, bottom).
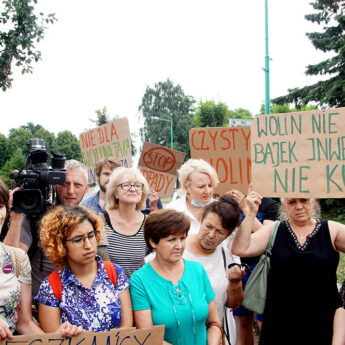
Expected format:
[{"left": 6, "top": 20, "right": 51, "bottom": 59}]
[{"left": 242, "top": 220, "right": 280, "bottom": 314}]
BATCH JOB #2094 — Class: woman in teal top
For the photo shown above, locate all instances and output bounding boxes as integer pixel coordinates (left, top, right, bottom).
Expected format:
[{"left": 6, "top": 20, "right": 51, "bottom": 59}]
[{"left": 130, "top": 209, "right": 222, "bottom": 345}]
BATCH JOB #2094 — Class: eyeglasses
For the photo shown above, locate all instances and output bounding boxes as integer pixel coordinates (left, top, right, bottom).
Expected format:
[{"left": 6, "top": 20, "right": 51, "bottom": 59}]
[
  {"left": 117, "top": 182, "right": 144, "bottom": 191},
  {"left": 65, "top": 230, "right": 99, "bottom": 248}
]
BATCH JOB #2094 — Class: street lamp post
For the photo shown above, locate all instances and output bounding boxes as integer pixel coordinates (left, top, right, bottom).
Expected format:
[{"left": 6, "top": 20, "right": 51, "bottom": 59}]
[{"left": 152, "top": 117, "right": 173, "bottom": 150}]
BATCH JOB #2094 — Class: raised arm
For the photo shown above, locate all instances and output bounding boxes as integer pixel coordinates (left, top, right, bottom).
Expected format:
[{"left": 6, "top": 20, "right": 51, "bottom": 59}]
[
  {"left": 231, "top": 192, "right": 273, "bottom": 257},
  {"left": 226, "top": 265, "right": 245, "bottom": 309}
]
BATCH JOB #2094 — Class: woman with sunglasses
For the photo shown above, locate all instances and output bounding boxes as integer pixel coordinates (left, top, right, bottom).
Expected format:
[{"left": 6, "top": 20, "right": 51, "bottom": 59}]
[
  {"left": 103, "top": 167, "right": 149, "bottom": 278},
  {"left": 37, "top": 206, "right": 132, "bottom": 332},
  {"left": 183, "top": 195, "right": 246, "bottom": 345}
]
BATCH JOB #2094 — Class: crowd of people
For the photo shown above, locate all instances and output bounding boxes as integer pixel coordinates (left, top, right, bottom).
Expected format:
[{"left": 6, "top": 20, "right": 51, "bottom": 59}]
[{"left": 1, "top": 156, "right": 345, "bottom": 345}]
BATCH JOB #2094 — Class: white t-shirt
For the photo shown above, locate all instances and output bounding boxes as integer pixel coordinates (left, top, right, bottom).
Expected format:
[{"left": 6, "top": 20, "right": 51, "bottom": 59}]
[{"left": 183, "top": 245, "right": 239, "bottom": 345}]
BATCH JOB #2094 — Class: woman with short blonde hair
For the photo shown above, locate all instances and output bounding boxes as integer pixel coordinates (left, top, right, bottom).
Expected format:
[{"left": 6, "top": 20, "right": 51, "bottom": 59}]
[{"left": 103, "top": 167, "right": 149, "bottom": 278}]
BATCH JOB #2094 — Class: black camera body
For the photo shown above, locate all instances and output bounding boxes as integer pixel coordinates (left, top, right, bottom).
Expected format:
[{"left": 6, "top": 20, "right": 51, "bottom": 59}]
[{"left": 11, "top": 138, "right": 66, "bottom": 214}]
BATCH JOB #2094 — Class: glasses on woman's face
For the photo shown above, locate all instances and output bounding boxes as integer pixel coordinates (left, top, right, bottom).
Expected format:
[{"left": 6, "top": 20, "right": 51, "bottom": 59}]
[
  {"left": 65, "top": 230, "right": 99, "bottom": 248},
  {"left": 117, "top": 182, "right": 144, "bottom": 191}
]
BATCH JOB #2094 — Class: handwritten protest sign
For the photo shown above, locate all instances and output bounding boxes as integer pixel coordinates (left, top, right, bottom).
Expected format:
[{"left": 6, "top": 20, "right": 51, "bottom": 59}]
[
  {"left": 189, "top": 127, "right": 251, "bottom": 195},
  {"left": 79, "top": 118, "right": 132, "bottom": 184},
  {"left": 138, "top": 142, "right": 186, "bottom": 198},
  {"left": 251, "top": 108, "right": 345, "bottom": 198},
  {"left": 0, "top": 326, "right": 165, "bottom": 345}
]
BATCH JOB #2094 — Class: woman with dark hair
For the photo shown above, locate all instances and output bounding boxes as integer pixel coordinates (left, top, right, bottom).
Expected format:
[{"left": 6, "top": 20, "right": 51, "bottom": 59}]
[
  {"left": 130, "top": 209, "right": 222, "bottom": 345},
  {"left": 37, "top": 205, "right": 132, "bottom": 332},
  {"left": 184, "top": 195, "right": 245, "bottom": 344}
]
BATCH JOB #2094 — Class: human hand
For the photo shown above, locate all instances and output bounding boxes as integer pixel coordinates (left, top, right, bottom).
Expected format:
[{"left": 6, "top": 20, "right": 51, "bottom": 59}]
[
  {"left": 225, "top": 189, "right": 247, "bottom": 212},
  {"left": 246, "top": 191, "right": 262, "bottom": 215},
  {"left": 57, "top": 322, "right": 83, "bottom": 337},
  {"left": 148, "top": 192, "right": 159, "bottom": 212},
  {"left": 0, "top": 320, "right": 12, "bottom": 339},
  {"left": 8, "top": 187, "right": 20, "bottom": 212},
  {"left": 228, "top": 264, "right": 246, "bottom": 283}
]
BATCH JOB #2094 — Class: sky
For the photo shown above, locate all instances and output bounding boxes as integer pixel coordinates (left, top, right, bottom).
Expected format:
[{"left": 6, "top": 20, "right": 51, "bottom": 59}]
[{"left": 1, "top": 0, "right": 328, "bottom": 144}]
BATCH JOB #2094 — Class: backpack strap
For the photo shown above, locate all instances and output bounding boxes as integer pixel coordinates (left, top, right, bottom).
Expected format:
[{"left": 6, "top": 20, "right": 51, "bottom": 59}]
[
  {"left": 104, "top": 261, "right": 117, "bottom": 286},
  {"left": 47, "top": 270, "right": 62, "bottom": 301},
  {"left": 47, "top": 261, "right": 117, "bottom": 302}
]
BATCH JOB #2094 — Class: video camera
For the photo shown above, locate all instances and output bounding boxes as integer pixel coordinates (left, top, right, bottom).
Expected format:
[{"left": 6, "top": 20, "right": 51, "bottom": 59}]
[{"left": 10, "top": 138, "right": 66, "bottom": 214}]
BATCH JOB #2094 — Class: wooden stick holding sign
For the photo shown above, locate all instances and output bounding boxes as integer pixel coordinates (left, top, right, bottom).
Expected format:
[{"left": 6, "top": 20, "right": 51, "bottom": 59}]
[
  {"left": 251, "top": 107, "right": 345, "bottom": 198},
  {"left": 189, "top": 126, "right": 251, "bottom": 195},
  {"left": 79, "top": 118, "right": 132, "bottom": 184},
  {"left": 0, "top": 326, "right": 165, "bottom": 345},
  {"left": 138, "top": 142, "right": 186, "bottom": 198}
]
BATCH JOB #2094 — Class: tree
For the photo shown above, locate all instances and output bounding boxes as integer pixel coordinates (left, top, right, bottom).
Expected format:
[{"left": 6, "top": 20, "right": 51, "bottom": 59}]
[
  {"left": 273, "top": 0, "right": 345, "bottom": 108},
  {"left": 7, "top": 127, "right": 32, "bottom": 157},
  {"left": 259, "top": 103, "right": 318, "bottom": 114},
  {"left": 0, "top": 0, "right": 57, "bottom": 91},
  {"left": 194, "top": 100, "right": 229, "bottom": 127},
  {"left": 227, "top": 108, "right": 253, "bottom": 123},
  {"left": 55, "top": 130, "right": 82, "bottom": 161},
  {"left": 0, "top": 147, "right": 26, "bottom": 185},
  {"left": 0, "top": 134, "right": 9, "bottom": 169},
  {"left": 139, "top": 79, "right": 195, "bottom": 157}
]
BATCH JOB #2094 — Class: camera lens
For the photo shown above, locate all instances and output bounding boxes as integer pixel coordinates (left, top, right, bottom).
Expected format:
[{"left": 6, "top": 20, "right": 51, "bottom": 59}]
[{"left": 12, "top": 190, "right": 43, "bottom": 214}]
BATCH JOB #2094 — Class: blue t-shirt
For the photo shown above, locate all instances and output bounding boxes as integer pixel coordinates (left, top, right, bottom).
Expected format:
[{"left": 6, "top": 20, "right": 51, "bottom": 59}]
[{"left": 130, "top": 259, "right": 215, "bottom": 345}]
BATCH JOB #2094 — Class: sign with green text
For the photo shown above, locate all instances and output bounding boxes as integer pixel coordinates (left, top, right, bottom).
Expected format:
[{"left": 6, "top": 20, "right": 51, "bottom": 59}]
[
  {"left": 79, "top": 118, "right": 132, "bottom": 184},
  {"left": 251, "top": 108, "right": 345, "bottom": 198}
]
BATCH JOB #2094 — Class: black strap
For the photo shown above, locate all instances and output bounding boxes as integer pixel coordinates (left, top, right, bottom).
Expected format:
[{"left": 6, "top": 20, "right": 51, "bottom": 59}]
[{"left": 221, "top": 246, "right": 231, "bottom": 345}]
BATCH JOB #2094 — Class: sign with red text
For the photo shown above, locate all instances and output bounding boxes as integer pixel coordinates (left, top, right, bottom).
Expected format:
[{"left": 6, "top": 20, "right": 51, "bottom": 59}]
[
  {"left": 251, "top": 108, "right": 345, "bottom": 198},
  {"left": 79, "top": 118, "right": 132, "bottom": 184},
  {"left": 0, "top": 326, "right": 165, "bottom": 345},
  {"left": 189, "top": 127, "right": 251, "bottom": 195},
  {"left": 138, "top": 142, "right": 186, "bottom": 197}
]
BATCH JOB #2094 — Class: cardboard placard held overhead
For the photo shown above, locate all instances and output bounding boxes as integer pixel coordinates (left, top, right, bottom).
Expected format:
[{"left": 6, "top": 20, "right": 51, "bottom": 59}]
[
  {"left": 251, "top": 107, "right": 345, "bottom": 198},
  {"left": 79, "top": 118, "right": 132, "bottom": 184},
  {"left": 138, "top": 142, "right": 186, "bottom": 198},
  {"left": 0, "top": 326, "right": 165, "bottom": 345},
  {"left": 189, "top": 127, "right": 251, "bottom": 195}
]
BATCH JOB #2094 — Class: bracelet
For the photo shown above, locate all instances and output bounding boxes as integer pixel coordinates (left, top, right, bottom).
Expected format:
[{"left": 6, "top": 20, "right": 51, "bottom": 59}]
[{"left": 207, "top": 321, "right": 225, "bottom": 344}]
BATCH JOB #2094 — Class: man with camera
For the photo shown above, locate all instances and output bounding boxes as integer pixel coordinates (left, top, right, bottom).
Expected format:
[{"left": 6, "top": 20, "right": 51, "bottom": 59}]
[{"left": 4, "top": 159, "right": 91, "bottom": 299}]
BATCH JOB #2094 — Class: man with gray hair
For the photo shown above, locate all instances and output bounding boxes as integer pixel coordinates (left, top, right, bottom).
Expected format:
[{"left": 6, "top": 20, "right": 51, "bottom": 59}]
[{"left": 4, "top": 159, "right": 91, "bottom": 299}]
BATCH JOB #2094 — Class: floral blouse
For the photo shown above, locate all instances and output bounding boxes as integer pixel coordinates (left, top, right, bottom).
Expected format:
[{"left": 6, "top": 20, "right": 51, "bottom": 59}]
[
  {"left": 36, "top": 256, "right": 129, "bottom": 331},
  {"left": 0, "top": 243, "right": 31, "bottom": 332}
]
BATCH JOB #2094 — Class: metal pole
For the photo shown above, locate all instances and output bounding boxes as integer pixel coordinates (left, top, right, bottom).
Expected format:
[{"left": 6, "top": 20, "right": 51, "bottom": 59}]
[{"left": 265, "top": 0, "right": 270, "bottom": 114}]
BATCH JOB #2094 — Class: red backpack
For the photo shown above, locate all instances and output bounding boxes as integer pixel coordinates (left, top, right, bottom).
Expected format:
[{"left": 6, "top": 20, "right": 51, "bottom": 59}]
[{"left": 47, "top": 261, "right": 117, "bottom": 301}]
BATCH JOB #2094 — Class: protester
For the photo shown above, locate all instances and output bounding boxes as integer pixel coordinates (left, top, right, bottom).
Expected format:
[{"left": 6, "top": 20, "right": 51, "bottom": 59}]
[
  {"left": 4, "top": 160, "right": 92, "bottom": 300},
  {"left": 103, "top": 167, "right": 149, "bottom": 278},
  {"left": 37, "top": 206, "right": 132, "bottom": 332},
  {"left": 167, "top": 158, "right": 219, "bottom": 235},
  {"left": 0, "top": 179, "right": 80, "bottom": 339},
  {"left": 228, "top": 189, "right": 280, "bottom": 345},
  {"left": 232, "top": 195, "right": 345, "bottom": 345},
  {"left": 183, "top": 195, "right": 245, "bottom": 345},
  {"left": 130, "top": 209, "right": 222, "bottom": 345},
  {"left": 82, "top": 158, "right": 121, "bottom": 213},
  {"left": 81, "top": 158, "right": 162, "bottom": 214}
]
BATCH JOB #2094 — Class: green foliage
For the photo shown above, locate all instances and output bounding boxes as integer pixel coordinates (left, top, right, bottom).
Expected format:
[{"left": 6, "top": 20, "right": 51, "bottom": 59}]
[
  {"left": 7, "top": 127, "right": 32, "bottom": 156},
  {"left": 273, "top": 0, "right": 345, "bottom": 108},
  {"left": 0, "top": 134, "right": 9, "bottom": 167},
  {"left": 0, "top": 0, "right": 57, "bottom": 91},
  {"left": 227, "top": 108, "right": 253, "bottom": 120},
  {"left": 0, "top": 147, "right": 25, "bottom": 185},
  {"left": 55, "top": 130, "right": 82, "bottom": 161},
  {"left": 259, "top": 103, "right": 318, "bottom": 114},
  {"left": 194, "top": 100, "right": 229, "bottom": 127},
  {"left": 139, "top": 79, "right": 195, "bottom": 158}
]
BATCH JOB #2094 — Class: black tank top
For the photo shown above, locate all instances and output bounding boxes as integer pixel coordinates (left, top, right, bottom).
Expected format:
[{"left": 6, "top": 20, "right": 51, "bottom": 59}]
[{"left": 259, "top": 219, "right": 341, "bottom": 345}]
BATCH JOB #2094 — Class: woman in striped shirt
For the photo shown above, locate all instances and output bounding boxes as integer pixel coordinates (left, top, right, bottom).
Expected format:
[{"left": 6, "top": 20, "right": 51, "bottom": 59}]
[{"left": 103, "top": 167, "right": 149, "bottom": 278}]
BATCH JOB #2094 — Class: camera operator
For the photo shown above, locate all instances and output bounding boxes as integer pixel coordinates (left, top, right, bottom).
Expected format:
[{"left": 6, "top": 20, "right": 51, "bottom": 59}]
[{"left": 4, "top": 160, "right": 93, "bottom": 300}]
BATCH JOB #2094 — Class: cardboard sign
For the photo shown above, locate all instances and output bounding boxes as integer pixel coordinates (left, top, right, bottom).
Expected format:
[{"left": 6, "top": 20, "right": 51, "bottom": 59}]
[
  {"left": 189, "top": 127, "right": 251, "bottom": 195},
  {"left": 138, "top": 142, "right": 186, "bottom": 198},
  {"left": 251, "top": 107, "right": 345, "bottom": 198},
  {"left": 0, "top": 326, "right": 165, "bottom": 345},
  {"left": 79, "top": 118, "right": 132, "bottom": 184}
]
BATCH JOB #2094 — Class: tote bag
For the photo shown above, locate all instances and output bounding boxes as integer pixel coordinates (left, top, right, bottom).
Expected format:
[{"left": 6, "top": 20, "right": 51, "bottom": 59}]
[{"left": 242, "top": 220, "right": 280, "bottom": 314}]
